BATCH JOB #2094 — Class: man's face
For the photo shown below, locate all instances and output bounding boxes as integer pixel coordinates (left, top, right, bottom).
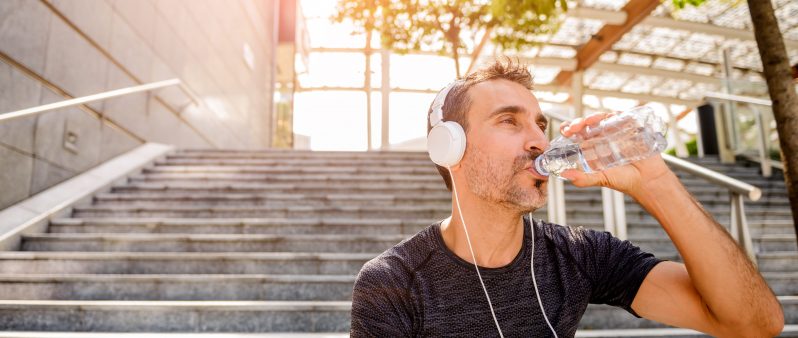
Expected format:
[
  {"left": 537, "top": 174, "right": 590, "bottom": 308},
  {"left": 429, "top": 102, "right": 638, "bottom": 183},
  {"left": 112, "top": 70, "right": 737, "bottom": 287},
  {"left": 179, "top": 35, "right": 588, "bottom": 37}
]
[{"left": 458, "top": 79, "right": 550, "bottom": 213}]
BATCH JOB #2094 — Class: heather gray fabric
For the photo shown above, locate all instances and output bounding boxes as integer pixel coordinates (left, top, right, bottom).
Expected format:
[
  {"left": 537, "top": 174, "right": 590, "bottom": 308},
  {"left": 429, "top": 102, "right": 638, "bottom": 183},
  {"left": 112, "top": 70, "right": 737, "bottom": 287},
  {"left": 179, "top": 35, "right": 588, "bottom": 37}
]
[{"left": 350, "top": 216, "right": 664, "bottom": 337}]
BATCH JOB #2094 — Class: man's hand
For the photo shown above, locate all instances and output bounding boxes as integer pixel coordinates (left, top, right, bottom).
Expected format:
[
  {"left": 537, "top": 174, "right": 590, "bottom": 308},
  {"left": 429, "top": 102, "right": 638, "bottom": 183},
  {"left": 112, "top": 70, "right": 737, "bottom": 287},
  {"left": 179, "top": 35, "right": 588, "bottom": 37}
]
[{"left": 557, "top": 111, "right": 674, "bottom": 199}]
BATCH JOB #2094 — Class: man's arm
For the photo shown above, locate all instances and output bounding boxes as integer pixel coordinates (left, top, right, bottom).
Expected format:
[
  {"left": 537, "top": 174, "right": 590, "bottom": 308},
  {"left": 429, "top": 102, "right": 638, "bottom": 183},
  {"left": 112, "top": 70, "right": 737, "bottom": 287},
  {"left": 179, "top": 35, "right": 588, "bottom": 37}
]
[
  {"left": 559, "top": 113, "right": 784, "bottom": 337},
  {"left": 627, "top": 171, "right": 784, "bottom": 337}
]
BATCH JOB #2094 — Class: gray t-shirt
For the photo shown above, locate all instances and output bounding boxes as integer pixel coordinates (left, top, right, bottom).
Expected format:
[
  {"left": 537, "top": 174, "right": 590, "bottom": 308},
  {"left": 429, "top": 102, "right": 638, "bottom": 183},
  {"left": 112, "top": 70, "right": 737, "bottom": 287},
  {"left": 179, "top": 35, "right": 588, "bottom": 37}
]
[{"left": 350, "top": 216, "right": 663, "bottom": 337}]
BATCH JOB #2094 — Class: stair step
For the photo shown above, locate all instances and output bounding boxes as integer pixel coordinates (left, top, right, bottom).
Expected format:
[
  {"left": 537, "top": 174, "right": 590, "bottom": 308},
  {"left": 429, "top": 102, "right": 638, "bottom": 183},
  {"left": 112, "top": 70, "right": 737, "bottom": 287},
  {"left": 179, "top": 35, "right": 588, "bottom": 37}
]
[
  {"left": 157, "top": 157, "right": 435, "bottom": 167},
  {"left": 0, "top": 300, "right": 352, "bottom": 332},
  {"left": 131, "top": 172, "right": 440, "bottom": 183},
  {"left": 48, "top": 218, "right": 432, "bottom": 235},
  {"left": 1, "top": 272, "right": 794, "bottom": 301},
  {"left": 758, "top": 252, "right": 798, "bottom": 272},
  {"left": 0, "top": 296, "right": 794, "bottom": 332},
  {"left": 115, "top": 181, "right": 788, "bottom": 196},
  {"left": 92, "top": 192, "right": 453, "bottom": 207},
  {"left": 49, "top": 217, "right": 794, "bottom": 240},
  {"left": 71, "top": 205, "right": 453, "bottom": 219},
  {"left": 20, "top": 233, "right": 407, "bottom": 253},
  {"left": 143, "top": 163, "right": 775, "bottom": 182},
  {"left": 92, "top": 192, "right": 791, "bottom": 209},
  {"left": 0, "top": 333, "right": 348, "bottom": 338},
  {"left": 171, "top": 150, "right": 430, "bottom": 161},
  {"left": 70, "top": 204, "right": 792, "bottom": 220},
  {"left": 0, "top": 274, "right": 355, "bottom": 301},
  {"left": 625, "top": 235, "right": 798, "bottom": 253},
  {"left": 128, "top": 172, "right": 784, "bottom": 189},
  {"left": 572, "top": 218, "right": 797, "bottom": 237},
  {"left": 5, "top": 328, "right": 796, "bottom": 338},
  {"left": 0, "top": 252, "right": 375, "bottom": 275},
  {"left": 145, "top": 166, "right": 438, "bottom": 175}
]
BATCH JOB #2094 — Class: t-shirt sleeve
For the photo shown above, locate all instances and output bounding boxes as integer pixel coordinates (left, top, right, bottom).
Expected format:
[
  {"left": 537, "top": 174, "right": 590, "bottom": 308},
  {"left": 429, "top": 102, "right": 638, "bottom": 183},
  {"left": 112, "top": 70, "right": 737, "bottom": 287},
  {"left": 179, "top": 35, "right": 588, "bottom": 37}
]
[
  {"left": 579, "top": 228, "right": 664, "bottom": 318},
  {"left": 350, "top": 256, "right": 416, "bottom": 337}
]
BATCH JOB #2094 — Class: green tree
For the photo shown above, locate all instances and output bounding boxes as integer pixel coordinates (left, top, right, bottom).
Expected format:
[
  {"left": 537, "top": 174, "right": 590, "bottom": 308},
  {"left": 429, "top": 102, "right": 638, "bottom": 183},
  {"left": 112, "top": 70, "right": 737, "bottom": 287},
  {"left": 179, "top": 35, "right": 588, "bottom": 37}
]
[{"left": 333, "top": 0, "right": 567, "bottom": 77}]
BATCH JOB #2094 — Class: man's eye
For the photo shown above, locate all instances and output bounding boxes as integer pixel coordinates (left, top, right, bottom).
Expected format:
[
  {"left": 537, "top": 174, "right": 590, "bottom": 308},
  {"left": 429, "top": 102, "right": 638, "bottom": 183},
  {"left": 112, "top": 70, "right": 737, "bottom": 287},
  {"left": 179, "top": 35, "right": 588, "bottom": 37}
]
[
  {"left": 501, "top": 119, "right": 515, "bottom": 125},
  {"left": 538, "top": 123, "right": 547, "bottom": 131}
]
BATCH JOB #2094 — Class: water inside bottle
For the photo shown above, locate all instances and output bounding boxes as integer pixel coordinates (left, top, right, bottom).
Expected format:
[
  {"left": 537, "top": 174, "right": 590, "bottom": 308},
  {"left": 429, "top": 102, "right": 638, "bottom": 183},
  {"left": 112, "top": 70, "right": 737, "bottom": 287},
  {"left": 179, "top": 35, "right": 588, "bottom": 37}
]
[{"left": 535, "top": 142, "right": 585, "bottom": 176}]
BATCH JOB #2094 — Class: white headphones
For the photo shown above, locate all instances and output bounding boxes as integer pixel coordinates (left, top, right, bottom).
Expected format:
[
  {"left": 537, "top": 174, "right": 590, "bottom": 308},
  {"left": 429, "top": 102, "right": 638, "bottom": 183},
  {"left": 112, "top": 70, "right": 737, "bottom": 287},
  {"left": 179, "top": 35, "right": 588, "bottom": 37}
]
[{"left": 427, "top": 82, "right": 467, "bottom": 167}]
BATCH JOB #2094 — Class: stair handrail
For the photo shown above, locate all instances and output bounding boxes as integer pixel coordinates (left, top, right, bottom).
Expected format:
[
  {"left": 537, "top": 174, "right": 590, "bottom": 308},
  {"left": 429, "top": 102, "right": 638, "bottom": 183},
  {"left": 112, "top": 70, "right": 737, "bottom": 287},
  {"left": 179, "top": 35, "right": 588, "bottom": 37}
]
[
  {"left": 0, "top": 78, "right": 200, "bottom": 124},
  {"left": 543, "top": 111, "right": 761, "bottom": 265},
  {"left": 702, "top": 91, "right": 775, "bottom": 178}
]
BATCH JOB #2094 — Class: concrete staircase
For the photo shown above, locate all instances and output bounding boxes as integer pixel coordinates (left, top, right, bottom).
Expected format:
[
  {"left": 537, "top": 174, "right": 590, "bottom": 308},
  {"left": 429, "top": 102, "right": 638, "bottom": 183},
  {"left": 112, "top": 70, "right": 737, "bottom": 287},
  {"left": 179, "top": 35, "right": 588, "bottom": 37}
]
[{"left": 0, "top": 150, "right": 795, "bottom": 336}]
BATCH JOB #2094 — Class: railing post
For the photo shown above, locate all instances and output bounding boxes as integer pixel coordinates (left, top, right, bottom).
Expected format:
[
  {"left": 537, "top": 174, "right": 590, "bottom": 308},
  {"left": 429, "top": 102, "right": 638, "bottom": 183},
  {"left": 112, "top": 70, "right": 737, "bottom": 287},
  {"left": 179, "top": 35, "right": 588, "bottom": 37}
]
[
  {"left": 750, "top": 104, "right": 772, "bottom": 178},
  {"left": 730, "top": 192, "right": 757, "bottom": 267},
  {"left": 548, "top": 178, "right": 567, "bottom": 225},
  {"left": 612, "top": 190, "right": 627, "bottom": 241},
  {"left": 601, "top": 187, "right": 627, "bottom": 240},
  {"left": 601, "top": 187, "right": 615, "bottom": 235},
  {"left": 695, "top": 109, "right": 705, "bottom": 158}
]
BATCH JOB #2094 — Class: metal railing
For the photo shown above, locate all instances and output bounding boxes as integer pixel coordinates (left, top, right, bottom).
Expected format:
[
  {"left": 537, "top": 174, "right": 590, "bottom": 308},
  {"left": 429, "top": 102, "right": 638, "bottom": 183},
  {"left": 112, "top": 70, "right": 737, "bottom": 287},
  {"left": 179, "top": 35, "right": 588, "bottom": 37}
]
[
  {"left": 543, "top": 110, "right": 762, "bottom": 265},
  {"left": 0, "top": 78, "right": 200, "bottom": 124},
  {"left": 701, "top": 91, "right": 776, "bottom": 178}
]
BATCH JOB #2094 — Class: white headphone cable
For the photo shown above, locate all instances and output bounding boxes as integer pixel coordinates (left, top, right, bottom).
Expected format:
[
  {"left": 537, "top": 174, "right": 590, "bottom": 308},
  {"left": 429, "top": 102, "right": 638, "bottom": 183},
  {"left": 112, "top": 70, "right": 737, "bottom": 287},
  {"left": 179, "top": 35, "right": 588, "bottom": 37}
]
[
  {"left": 529, "top": 211, "right": 560, "bottom": 338},
  {"left": 447, "top": 166, "right": 559, "bottom": 338},
  {"left": 447, "top": 166, "right": 505, "bottom": 338}
]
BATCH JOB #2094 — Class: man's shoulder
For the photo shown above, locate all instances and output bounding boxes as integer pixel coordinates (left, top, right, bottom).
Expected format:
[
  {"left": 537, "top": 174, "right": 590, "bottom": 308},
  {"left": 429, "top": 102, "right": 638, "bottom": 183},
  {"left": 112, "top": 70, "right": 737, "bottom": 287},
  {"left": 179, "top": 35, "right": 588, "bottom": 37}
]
[{"left": 356, "top": 223, "right": 439, "bottom": 287}]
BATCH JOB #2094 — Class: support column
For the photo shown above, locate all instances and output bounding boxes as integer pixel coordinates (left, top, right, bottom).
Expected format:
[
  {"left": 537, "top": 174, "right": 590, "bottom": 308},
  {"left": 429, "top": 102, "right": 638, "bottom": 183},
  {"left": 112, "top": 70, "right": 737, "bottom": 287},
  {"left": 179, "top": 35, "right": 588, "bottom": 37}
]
[
  {"left": 601, "top": 187, "right": 627, "bottom": 240},
  {"left": 364, "top": 40, "right": 372, "bottom": 151},
  {"left": 719, "top": 48, "right": 738, "bottom": 163},
  {"left": 572, "top": 71, "right": 585, "bottom": 118},
  {"left": 548, "top": 178, "right": 567, "bottom": 225},
  {"left": 380, "top": 50, "right": 390, "bottom": 150},
  {"left": 668, "top": 107, "right": 689, "bottom": 158}
]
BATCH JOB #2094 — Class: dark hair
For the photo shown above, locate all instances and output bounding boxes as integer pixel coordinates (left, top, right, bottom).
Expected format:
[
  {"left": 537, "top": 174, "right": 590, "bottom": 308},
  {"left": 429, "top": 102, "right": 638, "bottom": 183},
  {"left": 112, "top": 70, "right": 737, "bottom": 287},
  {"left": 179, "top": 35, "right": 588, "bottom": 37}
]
[{"left": 426, "top": 57, "right": 534, "bottom": 191}]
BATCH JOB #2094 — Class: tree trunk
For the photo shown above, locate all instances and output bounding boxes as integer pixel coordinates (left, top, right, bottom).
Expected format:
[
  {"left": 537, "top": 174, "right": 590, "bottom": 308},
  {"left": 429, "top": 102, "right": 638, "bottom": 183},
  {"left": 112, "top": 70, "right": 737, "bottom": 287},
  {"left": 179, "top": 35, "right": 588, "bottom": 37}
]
[{"left": 747, "top": 0, "right": 798, "bottom": 246}]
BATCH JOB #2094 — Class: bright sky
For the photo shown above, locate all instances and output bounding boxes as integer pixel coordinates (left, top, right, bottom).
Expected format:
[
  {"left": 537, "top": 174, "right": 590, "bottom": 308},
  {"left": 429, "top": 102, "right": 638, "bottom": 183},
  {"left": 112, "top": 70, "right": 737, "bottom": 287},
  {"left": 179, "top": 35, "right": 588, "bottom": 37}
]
[{"left": 293, "top": 0, "right": 697, "bottom": 152}]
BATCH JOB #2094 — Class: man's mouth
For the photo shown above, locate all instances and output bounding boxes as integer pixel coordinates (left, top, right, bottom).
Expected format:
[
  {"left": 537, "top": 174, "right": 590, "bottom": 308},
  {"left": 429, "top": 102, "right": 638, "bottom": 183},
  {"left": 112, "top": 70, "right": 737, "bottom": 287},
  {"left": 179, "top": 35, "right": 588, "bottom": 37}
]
[{"left": 524, "top": 162, "right": 548, "bottom": 180}]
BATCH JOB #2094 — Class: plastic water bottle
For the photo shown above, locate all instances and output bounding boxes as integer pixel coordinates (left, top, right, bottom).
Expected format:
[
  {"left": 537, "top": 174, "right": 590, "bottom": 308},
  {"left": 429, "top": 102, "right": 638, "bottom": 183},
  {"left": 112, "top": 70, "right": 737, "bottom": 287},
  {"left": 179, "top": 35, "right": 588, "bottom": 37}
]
[{"left": 535, "top": 106, "right": 668, "bottom": 177}]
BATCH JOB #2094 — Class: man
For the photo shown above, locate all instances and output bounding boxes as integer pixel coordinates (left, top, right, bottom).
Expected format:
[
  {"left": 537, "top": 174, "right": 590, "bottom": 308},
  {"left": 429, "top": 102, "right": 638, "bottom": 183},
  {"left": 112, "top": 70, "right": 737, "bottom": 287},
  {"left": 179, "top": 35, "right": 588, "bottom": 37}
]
[{"left": 350, "top": 58, "right": 784, "bottom": 337}]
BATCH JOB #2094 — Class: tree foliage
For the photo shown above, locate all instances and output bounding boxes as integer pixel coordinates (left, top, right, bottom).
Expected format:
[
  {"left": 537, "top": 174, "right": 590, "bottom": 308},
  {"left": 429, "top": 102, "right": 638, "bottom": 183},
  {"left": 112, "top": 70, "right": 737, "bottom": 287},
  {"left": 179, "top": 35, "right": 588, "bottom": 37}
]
[{"left": 332, "top": 0, "right": 568, "bottom": 77}]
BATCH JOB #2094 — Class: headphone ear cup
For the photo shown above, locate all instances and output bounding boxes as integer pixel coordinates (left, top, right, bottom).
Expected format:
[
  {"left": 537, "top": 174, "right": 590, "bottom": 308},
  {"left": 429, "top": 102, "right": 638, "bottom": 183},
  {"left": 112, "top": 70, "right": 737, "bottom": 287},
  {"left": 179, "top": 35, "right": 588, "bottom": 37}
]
[{"left": 427, "top": 121, "right": 466, "bottom": 167}]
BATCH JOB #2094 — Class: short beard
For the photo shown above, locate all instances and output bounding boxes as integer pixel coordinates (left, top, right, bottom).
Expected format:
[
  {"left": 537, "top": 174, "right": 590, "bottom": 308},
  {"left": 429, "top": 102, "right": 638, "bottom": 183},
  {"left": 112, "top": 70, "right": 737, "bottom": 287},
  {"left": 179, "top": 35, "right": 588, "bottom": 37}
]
[{"left": 462, "top": 145, "right": 548, "bottom": 213}]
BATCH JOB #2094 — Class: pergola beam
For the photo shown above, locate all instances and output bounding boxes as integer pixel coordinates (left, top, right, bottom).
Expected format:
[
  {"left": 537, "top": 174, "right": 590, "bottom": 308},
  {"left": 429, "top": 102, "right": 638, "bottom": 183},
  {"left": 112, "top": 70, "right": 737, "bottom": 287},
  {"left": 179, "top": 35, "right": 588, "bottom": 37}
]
[
  {"left": 590, "top": 62, "right": 721, "bottom": 85},
  {"left": 643, "top": 16, "right": 798, "bottom": 50},
  {"left": 513, "top": 56, "right": 725, "bottom": 85},
  {"left": 568, "top": 7, "right": 628, "bottom": 25},
  {"left": 554, "top": 0, "right": 661, "bottom": 86},
  {"left": 297, "top": 85, "right": 700, "bottom": 106}
]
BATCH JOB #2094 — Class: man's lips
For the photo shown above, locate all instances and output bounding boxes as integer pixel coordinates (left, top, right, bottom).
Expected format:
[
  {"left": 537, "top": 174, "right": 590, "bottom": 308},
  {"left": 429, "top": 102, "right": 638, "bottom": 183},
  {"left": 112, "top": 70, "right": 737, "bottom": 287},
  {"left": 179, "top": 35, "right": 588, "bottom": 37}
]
[{"left": 523, "top": 164, "right": 548, "bottom": 180}]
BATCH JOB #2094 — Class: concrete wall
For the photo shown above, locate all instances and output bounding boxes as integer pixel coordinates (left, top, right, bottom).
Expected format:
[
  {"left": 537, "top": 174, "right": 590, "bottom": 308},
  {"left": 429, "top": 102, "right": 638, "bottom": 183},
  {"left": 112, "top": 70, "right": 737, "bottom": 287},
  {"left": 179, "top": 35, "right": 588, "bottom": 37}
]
[{"left": 0, "top": 0, "right": 277, "bottom": 210}]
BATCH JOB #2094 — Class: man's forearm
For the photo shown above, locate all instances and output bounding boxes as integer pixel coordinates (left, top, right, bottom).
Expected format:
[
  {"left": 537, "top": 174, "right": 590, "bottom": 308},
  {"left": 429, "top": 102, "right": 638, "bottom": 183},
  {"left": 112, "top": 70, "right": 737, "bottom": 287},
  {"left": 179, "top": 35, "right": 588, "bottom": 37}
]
[{"left": 631, "top": 172, "right": 783, "bottom": 333}]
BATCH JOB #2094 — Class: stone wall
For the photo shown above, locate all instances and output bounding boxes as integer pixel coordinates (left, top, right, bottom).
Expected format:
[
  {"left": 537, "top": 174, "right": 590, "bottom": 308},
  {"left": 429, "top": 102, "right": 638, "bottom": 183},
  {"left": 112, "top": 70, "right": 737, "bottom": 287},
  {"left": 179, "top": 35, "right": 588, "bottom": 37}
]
[{"left": 0, "top": 0, "right": 277, "bottom": 209}]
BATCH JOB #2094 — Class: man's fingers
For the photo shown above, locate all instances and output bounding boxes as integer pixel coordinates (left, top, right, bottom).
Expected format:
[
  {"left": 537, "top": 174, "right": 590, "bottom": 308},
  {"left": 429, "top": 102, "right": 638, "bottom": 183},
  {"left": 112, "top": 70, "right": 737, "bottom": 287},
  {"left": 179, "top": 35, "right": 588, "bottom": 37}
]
[
  {"left": 561, "top": 169, "right": 607, "bottom": 188},
  {"left": 561, "top": 112, "right": 612, "bottom": 137},
  {"left": 583, "top": 112, "right": 609, "bottom": 126},
  {"left": 561, "top": 117, "right": 583, "bottom": 137}
]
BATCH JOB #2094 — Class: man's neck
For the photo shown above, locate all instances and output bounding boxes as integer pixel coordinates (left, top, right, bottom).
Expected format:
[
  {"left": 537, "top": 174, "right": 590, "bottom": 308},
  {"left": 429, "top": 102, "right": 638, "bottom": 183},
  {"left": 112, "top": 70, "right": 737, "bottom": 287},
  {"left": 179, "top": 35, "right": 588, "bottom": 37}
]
[{"left": 441, "top": 195, "right": 525, "bottom": 268}]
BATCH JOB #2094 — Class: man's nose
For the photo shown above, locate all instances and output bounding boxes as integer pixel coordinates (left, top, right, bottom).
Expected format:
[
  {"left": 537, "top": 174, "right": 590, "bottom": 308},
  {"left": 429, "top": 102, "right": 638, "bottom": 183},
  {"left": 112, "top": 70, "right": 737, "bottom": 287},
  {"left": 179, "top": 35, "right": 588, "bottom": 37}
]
[{"left": 524, "top": 125, "right": 549, "bottom": 153}]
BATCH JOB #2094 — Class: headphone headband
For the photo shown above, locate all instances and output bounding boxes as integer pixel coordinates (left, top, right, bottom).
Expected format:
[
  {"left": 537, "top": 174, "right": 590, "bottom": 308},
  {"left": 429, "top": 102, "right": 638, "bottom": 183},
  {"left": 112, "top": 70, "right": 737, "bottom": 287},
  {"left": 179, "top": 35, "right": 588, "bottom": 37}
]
[{"left": 429, "top": 81, "right": 459, "bottom": 127}]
